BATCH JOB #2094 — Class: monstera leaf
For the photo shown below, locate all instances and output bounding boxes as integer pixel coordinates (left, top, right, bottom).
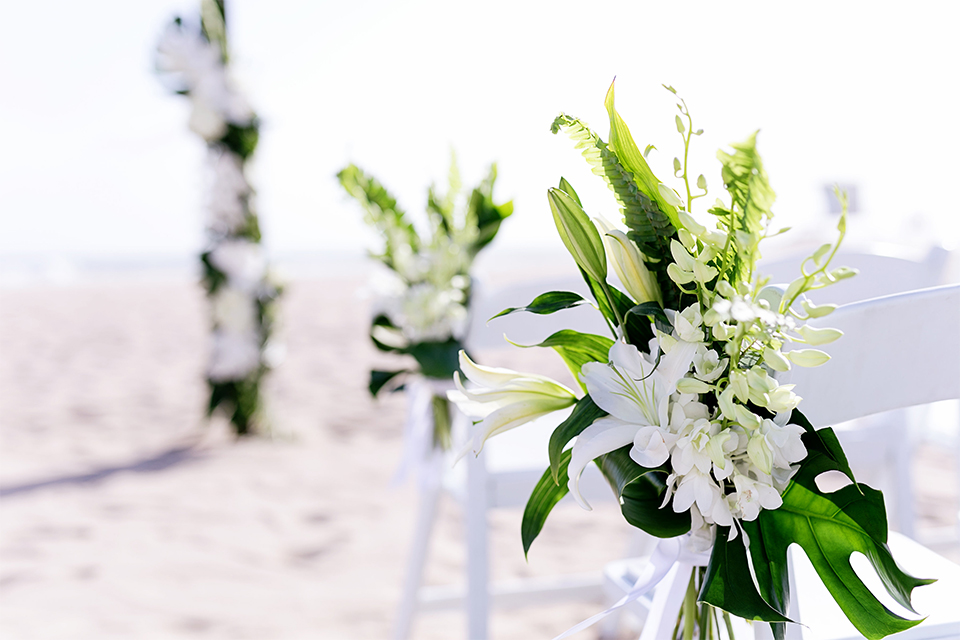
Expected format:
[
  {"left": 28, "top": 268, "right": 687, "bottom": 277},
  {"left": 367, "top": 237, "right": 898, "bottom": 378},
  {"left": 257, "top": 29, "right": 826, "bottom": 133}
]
[{"left": 700, "top": 439, "right": 933, "bottom": 640}]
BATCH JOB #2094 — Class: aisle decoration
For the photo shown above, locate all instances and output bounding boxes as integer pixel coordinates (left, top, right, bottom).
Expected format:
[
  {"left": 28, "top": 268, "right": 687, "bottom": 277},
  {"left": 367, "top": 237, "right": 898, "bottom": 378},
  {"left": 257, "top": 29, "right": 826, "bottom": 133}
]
[
  {"left": 157, "top": 0, "right": 281, "bottom": 435},
  {"left": 449, "top": 81, "right": 931, "bottom": 639},
  {"left": 339, "top": 157, "right": 512, "bottom": 460}
]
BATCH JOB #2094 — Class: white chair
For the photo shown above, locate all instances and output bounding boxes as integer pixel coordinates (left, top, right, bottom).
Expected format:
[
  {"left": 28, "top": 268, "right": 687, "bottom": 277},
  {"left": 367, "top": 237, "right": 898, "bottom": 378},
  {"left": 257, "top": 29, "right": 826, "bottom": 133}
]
[
  {"left": 602, "top": 284, "right": 960, "bottom": 639},
  {"left": 394, "top": 277, "right": 628, "bottom": 640},
  {"left": 759, "top": 243, "right": 954, "bottom": 537}
]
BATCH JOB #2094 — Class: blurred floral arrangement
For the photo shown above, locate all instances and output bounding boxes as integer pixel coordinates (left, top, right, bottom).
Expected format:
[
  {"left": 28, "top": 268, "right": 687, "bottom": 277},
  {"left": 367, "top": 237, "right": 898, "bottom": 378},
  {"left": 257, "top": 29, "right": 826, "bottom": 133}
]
[
  {"left": 449, "top": 81, "right": 930, "bottom": 640},
  {"left": 338, "top": 157, "right": 512, "bottom": 451},
  {"left": 156, "top": 0, "right": 281, "bottom": 436}
]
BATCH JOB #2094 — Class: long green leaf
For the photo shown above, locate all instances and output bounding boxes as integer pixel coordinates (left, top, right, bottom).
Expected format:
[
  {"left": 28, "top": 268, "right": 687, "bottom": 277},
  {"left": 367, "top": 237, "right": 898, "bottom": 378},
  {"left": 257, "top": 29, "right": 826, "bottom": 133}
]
[
  {"left": 596, "top": 447, "right": 690, "bottom": 537},
  {"left": 491, "top": 291, "right": 591, "bottom": 320},
  {"left": 548, "top": 395, "right": 607, "bottom": 483},
  {"left": 368, "top": 369, "right": 407, "bottom": 397},
  {"left": 511, "top": 329, "right": 612, "bottom": 393},
  {"left": 406, "top": 339, "right": 462, "bottom": 379},
  {"left": 602, "top": 81, "right": 680, "bottom": 228},
  {"left": 521, "top": 450, "right": 572, "bottom": 557},
  {"left": 551, "top": 115, "right": 674, "bottom": 261}
]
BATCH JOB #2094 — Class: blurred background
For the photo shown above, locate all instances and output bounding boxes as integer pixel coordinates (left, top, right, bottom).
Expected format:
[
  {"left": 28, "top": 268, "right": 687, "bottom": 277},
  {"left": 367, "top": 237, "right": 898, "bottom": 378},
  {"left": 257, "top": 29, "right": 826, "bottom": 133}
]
[{"left": 1, "top": 1, "right": 958, "bottom": 638}]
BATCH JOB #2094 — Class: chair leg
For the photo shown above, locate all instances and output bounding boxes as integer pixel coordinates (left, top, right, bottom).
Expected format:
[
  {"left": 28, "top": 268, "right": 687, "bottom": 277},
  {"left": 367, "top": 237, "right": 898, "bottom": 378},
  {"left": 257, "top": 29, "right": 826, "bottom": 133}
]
[
  {"left": 393, "top": 451, "right": 444, "bottom": 640},
  {"left": 893, "top": 408, "right": 918, "bottom": 539},
  {"left": 466, "top": 444, "right": 489, "bottom": 640}
]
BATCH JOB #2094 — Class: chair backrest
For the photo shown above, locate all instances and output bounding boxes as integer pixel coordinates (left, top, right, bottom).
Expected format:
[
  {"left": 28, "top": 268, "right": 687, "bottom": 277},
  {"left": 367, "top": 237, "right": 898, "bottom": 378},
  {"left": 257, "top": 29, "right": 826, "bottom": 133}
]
[
  {"left": 782, "top": 284, "right": 960, "bottom": 427},
  {"left": 758, "top": 244, "right": 951, "bottom": 306}
]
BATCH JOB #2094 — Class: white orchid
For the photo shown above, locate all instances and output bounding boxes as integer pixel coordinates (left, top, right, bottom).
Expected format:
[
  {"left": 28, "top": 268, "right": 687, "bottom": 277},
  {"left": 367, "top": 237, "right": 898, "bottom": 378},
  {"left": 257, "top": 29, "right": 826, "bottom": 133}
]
[
  {"left": 449, "top": 352, "right": 577, "bottom": 458},
  {"left": 731, "top": 472, "right": 782, "bottom": 521},
  {"left": 746, "top": 414, "right": 807, "bottom": 475}
]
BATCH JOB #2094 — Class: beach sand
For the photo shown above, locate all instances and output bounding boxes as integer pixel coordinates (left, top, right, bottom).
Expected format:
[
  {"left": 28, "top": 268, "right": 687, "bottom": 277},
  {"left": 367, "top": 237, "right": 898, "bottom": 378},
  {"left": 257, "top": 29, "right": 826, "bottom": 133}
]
[{"left": 1, "top": 273, "right": 957, "bottom": 639}]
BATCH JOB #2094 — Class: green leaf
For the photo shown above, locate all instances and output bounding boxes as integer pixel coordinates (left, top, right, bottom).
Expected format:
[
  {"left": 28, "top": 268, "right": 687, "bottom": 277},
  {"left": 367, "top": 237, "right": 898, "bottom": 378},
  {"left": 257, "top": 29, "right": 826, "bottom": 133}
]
[
  {"left": 627, "top": 301, "right": 673, "bottom": 334},
  {"left": 220, "top": 120, "right": 259, "bottom": 160},
  {"left": 491, "top": 291, "right": 591, "bottom": 320},
  {"left": 369, "top": 369, "right": 408, "bottom": 397},
  {"left": 511, "top": 329, "right": 612, "bottom": 393},
  {"left": 406, "top": 339, "right": 462, "bottom": 380},
  {"left": 551, "top": 114, "right": 675, "bottom": 262},
  {"left": 790, "top": 409, "right": 857, "bottom": 484},
  {"left": 753, "top": 460, "right": 933, "bottom": 639},
  {"left": 603, "top": 80, "right": 681, "bottom": 229},
  {"left": 467, "top": 163, "right": 514, "bottom": 254},
  {"left": 595, "top": 447, "right": 690, "bottom": 537},
  {"left": 700, "top": 526, "right": 793, "bottom": 624},
  {"left": 522, "top": 450, "right": 572, "bottom": 557},
  {"left": 548, "top": 395, "right": 607, "bottom": 484},
  {"left": 547, "top": 187, "right": 607, "bottom": 283},
  {"left": 369, "top": 314, "right": 408, "bottom": 353}
]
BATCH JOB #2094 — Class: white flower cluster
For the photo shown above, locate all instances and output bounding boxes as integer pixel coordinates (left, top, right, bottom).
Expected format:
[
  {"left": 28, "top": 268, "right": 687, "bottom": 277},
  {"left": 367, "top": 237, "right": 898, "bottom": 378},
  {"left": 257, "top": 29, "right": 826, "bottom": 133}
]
[
  {"left": 207, "top": 152, "right": 249, "bottom": 234},
  {"left": 374, "top": 265, "right": 469, "bottom": 344},
  {"left": 157, "top": 23, "right": 252, "bottom": 141},
  {"left": 207, "top": 239, "right": 271, "bottom": 382}
]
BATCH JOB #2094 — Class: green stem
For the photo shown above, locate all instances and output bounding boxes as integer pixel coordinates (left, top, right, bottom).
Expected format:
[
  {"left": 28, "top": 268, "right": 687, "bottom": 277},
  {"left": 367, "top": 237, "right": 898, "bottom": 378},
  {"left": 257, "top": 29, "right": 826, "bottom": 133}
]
[
  {"left": 723, "top": 611, "right": 736, "bottom": 640},
  {"left": 683, "top": 570, "right": 697, "bottom": 640},
  {"left": 598, "top": 279, "right": 626, "bottom": 330}
]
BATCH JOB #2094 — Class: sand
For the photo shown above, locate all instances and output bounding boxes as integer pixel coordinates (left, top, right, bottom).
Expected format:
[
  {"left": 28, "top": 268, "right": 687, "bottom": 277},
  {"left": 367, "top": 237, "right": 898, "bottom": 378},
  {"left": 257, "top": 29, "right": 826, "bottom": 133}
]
[{"left": 1, "top": 271, "right": 957, "bottom": 640}]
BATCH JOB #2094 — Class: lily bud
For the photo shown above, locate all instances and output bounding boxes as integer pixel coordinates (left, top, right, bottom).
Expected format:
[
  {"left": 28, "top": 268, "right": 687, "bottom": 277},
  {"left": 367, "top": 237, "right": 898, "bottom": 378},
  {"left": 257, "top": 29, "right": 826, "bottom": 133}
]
[
  {"left": 548, "top": 187, "right": 607, "bottom": 283},
  {"left": 596, "top": 218, "right": 662, "bottom": 305}
]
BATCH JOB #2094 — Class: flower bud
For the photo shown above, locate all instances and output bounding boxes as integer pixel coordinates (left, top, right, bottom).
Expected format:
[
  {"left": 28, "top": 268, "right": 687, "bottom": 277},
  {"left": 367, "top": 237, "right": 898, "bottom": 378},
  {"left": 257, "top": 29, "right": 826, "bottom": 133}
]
[
  {"left": 596, "top": 220, "right": 663, "bottom": 305},
  {"left": 547, "top": 187, "right": 607, "bottom": 283},
  {"left": 678, "top": 210, "right": 706, "bottom": 236},
  {"left": 786, "top": 349, "right": 831, "bottom": 367},
  {"left": 677, "top": 377, "right": 712, "bottom": 394},
  {"left": 763, "top": 348, "right": 791, "bottom": 372},
  {"left": 797, "top": 325, "right": 843, "bottom": 345}
]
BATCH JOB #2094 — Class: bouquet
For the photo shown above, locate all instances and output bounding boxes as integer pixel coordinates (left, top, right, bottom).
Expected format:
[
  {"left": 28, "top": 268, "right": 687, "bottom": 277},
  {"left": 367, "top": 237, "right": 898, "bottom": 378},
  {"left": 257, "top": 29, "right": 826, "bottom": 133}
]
[
  {"left": 449, "top": 81, "right": 930, "bottom": 639},
  {"left": 157, "top": 0, "right": 281, "bottom": 436},
  {"left": 339, "top": 157, "right": 512, "bottom": 451}
]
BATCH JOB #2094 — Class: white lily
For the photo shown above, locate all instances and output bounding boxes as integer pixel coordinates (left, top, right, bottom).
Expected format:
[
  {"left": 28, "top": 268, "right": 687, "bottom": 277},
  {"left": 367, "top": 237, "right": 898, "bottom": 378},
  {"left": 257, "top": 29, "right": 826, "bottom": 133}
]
[
  {"left": 449, "top": 351, "right": 577, "bottom": 458},
  {"left": 566, "top": 339, "right": 697, "bottom": 508}
]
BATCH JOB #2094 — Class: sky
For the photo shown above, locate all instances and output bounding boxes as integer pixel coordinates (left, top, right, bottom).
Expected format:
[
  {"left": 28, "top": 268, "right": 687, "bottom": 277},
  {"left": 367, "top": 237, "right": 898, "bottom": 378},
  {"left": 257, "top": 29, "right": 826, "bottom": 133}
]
[{"left": 1, "top": 0, "right": 958, "bottom": 267}]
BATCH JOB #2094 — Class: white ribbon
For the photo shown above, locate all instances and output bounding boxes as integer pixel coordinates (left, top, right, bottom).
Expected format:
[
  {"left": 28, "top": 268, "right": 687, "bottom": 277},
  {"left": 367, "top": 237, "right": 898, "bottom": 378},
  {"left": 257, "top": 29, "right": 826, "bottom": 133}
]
[
  {"left": 553, "top": 536, "right": 711, "bottom": 640},
  {"left": 391, "top": 376, "right": 458, "bottom": 489}
]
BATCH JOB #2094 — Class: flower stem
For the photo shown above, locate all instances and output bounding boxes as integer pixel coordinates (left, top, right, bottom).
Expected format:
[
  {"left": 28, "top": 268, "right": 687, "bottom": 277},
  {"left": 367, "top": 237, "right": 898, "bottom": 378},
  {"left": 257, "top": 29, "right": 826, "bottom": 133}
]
[
  {"left": 723, "top": 611, "right": 736, "bottom": 640},
  {"left": 683, "top": 570, "right": 697, "bottom": 640}
]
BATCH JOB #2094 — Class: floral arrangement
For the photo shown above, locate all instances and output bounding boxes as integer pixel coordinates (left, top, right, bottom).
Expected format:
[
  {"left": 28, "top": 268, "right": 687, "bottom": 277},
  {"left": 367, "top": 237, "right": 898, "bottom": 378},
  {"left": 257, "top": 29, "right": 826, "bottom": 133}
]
[
  {"left": 157, "top": 0, "right": 281, "bottom": 436},
  {"left": 338, "top": 157, "right": 512, "bottom": 450},
  {"left": 449, "top": 82, "right": 930, "bottom": 639}
]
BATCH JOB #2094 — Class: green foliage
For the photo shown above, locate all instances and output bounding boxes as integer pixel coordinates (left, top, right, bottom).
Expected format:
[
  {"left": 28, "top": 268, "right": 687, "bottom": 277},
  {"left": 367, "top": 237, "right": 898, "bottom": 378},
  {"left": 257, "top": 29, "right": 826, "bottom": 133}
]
[
  {"left": 550, "top": 115, "right": 674, "bottom": 261},
  {"left": 596, "top": 447, "right": 690, "bottom": 537},
  {"left": 467, "top": 164, "right": 514, "bottom": 254},
  {"left": 511, "top": 329, "right": 612, "bottom": 393},
  {"left": 522, "top": 450, "right": 572, "bottom": 557},
  {"left": 548, "top": 395, "right": 607, "bottom": 483},
  {"left": 369, "top": 369, "right": 408, "bottom": 397},
  {"left": 749, "top": 458, "right": 932, "bottom": 639},
  {"left": 220, "top": 121, "right": 259, "bottom": 161},
  {"left": 491, "top": 291, "right": 591, "bottom": 320},
  {"left": 713, "top": 131, "right": 775, "bottom": 284},
  {"left": 337, "top": 164, "right": 419, "bottom": 270},
  {"left": 406, "top": 339, "right": 462, "bottom": 380}
]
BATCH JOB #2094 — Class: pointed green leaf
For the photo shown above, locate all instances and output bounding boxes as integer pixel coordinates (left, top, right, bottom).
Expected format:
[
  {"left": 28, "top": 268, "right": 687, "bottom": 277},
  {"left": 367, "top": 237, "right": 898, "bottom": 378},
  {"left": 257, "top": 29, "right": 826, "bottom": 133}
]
[
  {"left": 511, "top": 329, "right": 612, "bottom": 393},
  {"left": 491, "top": 291, "right": 591, "bottom": 320},
  {"left": 522, "top": 450, "right": 572, "bottom": 557},
  {"left": 368, "top": 369, "right": 408, "bottom": 397},
  {"left": 596, "top": 447, "right": 690, "bottom": 537},
  {"left": 548, "top": 395, "right": 607, "bottom": 483},
  {"left": 604, "top": 80, "right": 681, "bottom": 228}
]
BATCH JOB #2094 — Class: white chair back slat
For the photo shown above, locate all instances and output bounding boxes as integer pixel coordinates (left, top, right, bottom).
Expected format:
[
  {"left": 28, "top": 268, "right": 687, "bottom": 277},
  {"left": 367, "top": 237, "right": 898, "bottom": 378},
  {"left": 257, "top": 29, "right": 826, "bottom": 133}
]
[{"left": 784, "top": 284, "right": 960, "bottom": 427}]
